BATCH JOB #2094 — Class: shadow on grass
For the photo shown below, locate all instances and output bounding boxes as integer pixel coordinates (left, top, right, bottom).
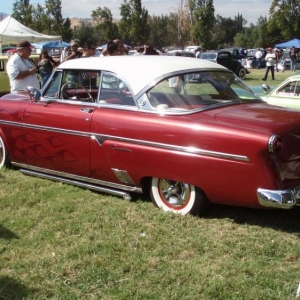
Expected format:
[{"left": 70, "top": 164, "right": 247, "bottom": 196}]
[
  {"left": 204, "top": 203, "right": 300, "bottom": 234},
  {"left": 0, "top": 224, "right": 19, "bottom": 240},
  {"left": 0, "top": 276, "right": 38, "bottom": 300}
]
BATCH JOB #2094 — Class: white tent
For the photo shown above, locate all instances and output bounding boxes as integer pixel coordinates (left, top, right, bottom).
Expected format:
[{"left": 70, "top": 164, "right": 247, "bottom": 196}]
[{"left": 0, "top": 15, "right": 61, "bottom": 53}]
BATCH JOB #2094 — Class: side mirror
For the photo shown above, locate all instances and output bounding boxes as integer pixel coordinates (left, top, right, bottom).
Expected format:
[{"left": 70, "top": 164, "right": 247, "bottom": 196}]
[
  {"left": 262, "top": 83, "right": 271, "bottom": 93},
  {"left": 27, "top": 86, "right": 41, "bottom": 102}
]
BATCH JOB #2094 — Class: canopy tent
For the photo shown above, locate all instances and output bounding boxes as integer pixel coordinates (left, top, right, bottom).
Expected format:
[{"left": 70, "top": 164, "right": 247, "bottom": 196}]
[
  {"left": 32, "top": 41, "right": 70, "bottom": 49},
  {"left": 275, "top": 38, "right": 300, "bottom": 48},
  {"left": 0, "top": 15, "right": 61, "bottom": 53}
]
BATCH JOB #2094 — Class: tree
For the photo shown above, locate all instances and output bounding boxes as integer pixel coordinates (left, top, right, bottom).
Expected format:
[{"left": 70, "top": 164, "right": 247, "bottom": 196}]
[
  {"left": 72, "top": 21, "right": 98, "bottom": 47},
  {"left": 12, "top": 0, "right": 33, "bottom": 26},
  {"left": 31, "top": 4, "right": 48, "bottom": 33},
  {"left": 44, "top": 0, "right": 64, "bottom": 35},
  {"left": 60, "top": 18, "right": 73, "bottom": 42},
  {"left": 268, "top": 0, "right": 300, "bottom": 41},
  {"left": 119, "top": 0, "right": 150, "bottom": 45},
  {"left": 91, "top": 7, "right": 118, "bottom": 43},
  {"left": 190, "top": 0, "right": 215, "bottom": 49},
  {"left": 148, "top": 15, "right": 173, "bottom": 48}
]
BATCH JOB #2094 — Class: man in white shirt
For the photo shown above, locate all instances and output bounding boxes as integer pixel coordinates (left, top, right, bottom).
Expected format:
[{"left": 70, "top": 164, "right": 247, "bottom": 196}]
[
  {"left": 6, "top": 40, "right": 39, "bottom": 93},
  {"left": 262, "top": 48, "right": 276, "bottom": 81},
  {"left": 255, "top": 48, "right": 263, "bottom": 69}
]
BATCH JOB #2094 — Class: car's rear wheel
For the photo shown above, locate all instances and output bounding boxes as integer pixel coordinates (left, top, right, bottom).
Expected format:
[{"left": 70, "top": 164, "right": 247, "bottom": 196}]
[
  {"left": 237, "top": 67, "right": 247, "bottom": 80},
  {"left": 0, "top": 136, "right": 11, "bottom": 169},
  {"left": 150, "top": 177, "right": 209, "bottom": 215}
]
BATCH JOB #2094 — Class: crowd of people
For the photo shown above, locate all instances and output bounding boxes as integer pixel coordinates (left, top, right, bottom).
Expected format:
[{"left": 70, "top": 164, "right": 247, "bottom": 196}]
[
  {"left": 6, "top": 38, "right": 300, "bottom": 93},
  {"left": 6, "top": 39, "right": 129, "bottom": 93},
  {"left": 260, "top": 46, "right": 299, "bottom": 81},
  {"left": 250, "top": 46, "right": 299, "bottom": 81}
]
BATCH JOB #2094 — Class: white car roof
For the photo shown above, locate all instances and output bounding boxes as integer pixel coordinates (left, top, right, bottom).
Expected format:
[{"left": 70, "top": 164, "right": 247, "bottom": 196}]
[{"left": 59, "top": 56, "right": 227, "bottom": 95}]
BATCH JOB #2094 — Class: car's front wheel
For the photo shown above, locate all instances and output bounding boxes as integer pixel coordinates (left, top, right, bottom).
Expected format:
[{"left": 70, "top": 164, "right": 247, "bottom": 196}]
[
  {"left": 237, "top": 67, "right": 247, "bottom": 80},
  {"left": 0, "top": 136, "right": 11, "bottom": 169},
  {"left": 150, "top": 177, "right": 209, "bottom": 215}
]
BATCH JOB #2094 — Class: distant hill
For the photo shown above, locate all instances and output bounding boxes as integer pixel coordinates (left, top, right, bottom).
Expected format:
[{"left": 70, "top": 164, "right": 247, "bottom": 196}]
[
  {"left": 0, "top": 13, "right": 9, "bottom": 21},
  {"left": 0, "top": 14, "right": 117, "bottom": 29},
  {"left": 69, "top": 17, "right": 119, "bottom": 29}
]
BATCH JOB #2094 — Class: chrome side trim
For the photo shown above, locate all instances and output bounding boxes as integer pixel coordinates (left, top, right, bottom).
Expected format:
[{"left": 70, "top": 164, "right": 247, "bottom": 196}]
[
  {"left": 12, "top": 162, "right": 142, "bottom": 194},
  {"left": 91, "top": 134, "right": 249, "bottom": 162},
  {"left": 257, "top": 187, "right": 300, "bottom": 208},
  {"left": 1, "top": 120, "right": 249, "bottom": 163},
  {"left": 20, "top": 169, "right": 133, "bottom": 201},
  {"left": 0, "top": 120, "right": 89, "bottom": 138}
]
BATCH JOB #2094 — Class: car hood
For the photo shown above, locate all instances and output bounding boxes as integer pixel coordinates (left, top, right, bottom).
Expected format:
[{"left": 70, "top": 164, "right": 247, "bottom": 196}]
[{"left": 214, "top": 102, "right": 300, "bottom": 134}]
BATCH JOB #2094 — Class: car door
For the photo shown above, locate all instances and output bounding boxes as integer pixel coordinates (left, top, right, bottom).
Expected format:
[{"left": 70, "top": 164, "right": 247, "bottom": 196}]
[
  {"left": 22, "top": 71, "right": 95, "bottom": 178},
  {"left": 90, "top": 72, "right": 138, "bottom": 183},
  {"left": 266, "top": 80, "right": 300, "bottom": 110}
]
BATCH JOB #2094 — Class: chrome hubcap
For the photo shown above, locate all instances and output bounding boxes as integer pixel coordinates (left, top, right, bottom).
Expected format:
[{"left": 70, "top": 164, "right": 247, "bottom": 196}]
[{"left": 158, "top": 179, "right": 191, "bottom": 207}]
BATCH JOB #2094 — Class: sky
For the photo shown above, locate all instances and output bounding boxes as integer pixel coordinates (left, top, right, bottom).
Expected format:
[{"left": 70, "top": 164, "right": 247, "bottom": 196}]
[{"left": 0, "top": 0, "right": 272, "bottom": 25}]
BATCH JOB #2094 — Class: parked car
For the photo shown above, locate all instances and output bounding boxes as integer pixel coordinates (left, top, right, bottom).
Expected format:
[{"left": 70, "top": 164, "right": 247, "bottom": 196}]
[
  {"left": 259, "top": 72, "right": 300, "bottom": 109},
  {"left": 184, "top": 45, "right": 202, "bottom": 53},
  {"left": 0, "top": 53, "right": 40, "bottom": 96},
  {"left": 200, "top": 50, "right": 250, "bottom": 79},
  {"left": 1, "top": 46, "right": 16, "bottom": 54},
  {"left": 164, "top": 50, "right": 196, "bottom": 58},
  {"left": 1, "top": 56, "right": 300, "bottom": 216},
  {"left": 246, "top": 48, "right": 267, "bottom": 68},
  {"left": 223, "top": 47, "right": 248, "bottom": 61}
]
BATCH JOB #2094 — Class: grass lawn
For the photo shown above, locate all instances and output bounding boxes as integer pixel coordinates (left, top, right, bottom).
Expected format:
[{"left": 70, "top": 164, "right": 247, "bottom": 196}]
[
  {"left": 244, "top": 67, "right": 294, "bottom": 86},
  {"left": 1, "top": 68, "right": 300, "bottom": 299}
]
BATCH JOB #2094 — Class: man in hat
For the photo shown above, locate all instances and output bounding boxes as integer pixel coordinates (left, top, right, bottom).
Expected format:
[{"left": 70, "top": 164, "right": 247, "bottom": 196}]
[
  {"left": 262, "top": 47, "right": 276, "bottom": 81},
  {"left": 6, "top": 40, "right": 39, "bottom": 93}
]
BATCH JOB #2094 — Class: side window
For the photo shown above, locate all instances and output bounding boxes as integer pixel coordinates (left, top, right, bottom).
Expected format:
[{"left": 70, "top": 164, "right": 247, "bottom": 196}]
[
  {"left": 277, "top": 81, "right": 300, "bottom": 96},
  {"left": 43, "top": 72, "right": 62, "bottom": 99},
  {"left": 99, "top": 73, "right": 135, "bottom": 106},
  {"left": 60, "top": 70, "right": 100, "bottom": 102}
]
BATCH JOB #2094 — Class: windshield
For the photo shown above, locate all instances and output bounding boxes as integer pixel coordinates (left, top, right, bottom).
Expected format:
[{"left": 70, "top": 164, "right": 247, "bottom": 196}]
[{"left": 146, "top": 71, "right": 262, "bottom": 112}]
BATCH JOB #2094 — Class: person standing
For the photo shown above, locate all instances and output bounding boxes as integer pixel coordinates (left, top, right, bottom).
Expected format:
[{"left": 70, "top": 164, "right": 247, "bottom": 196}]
[
  {"left": 289, "top": 46, "right": 298, "bottom": 71},
  {"left": 255, "top": 48, "right": 263, "bottom": 69},
  {"left": 64, "top": 41, "right": 82, "bottom": 61},
  {"left": 81, "top": 41, "right": 96, "bottom": 58},
  {"left": 37, "top": 49, "right": 56, "bottom": 87},
  {"left": 274, "top": 48, "right": 280, "bottom": 72},
  {"left": 262, "top": 48, "right": 276, "bottom": 81},
  {"left": 6, "top": 40, "right": 39, "bottom": 93}
]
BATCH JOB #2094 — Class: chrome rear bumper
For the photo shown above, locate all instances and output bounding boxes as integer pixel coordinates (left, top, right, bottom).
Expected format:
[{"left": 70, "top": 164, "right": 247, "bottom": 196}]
[{"left": 257, "top": 187, "right": 300, "bottom": 209}]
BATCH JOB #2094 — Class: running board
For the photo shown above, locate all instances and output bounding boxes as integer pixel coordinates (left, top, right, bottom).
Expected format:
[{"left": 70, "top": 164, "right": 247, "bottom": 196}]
[{"left": 20, "top": 169, "right": 132, "bottom": 201}]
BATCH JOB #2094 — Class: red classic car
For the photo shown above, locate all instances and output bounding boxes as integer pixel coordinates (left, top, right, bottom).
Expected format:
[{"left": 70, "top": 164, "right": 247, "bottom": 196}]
[{"left": 1, "top": 55, "right": 300, "bottom": 215}]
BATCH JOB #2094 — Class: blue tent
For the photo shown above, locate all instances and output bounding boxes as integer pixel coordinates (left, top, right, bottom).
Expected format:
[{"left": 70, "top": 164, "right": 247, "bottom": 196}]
[
  {"left": 32, "top": 40, "right": 70, "bottom": 49},
  {"left": 275, "top": 38, "right": 300, "bottom": 48}
]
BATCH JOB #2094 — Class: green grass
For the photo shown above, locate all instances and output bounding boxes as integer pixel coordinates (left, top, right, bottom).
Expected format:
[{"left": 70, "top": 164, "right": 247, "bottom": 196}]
[
  {"left": 1, "top": 69, "right": 300, "bottom": 299},
  {"left": 1, "top": 169, "right": 300, "bottom": 299},
  {"left": 244, "top": 67, "right": 293, "bottom": 86}
]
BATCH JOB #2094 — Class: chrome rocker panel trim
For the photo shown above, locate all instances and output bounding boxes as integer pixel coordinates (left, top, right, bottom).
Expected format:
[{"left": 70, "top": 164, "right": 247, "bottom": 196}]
[
  {"left": 12, "top": 162, "right": 143, "bottom": 201},
  {"left": 257, "top": 187, "right": 300, "bottom": 209}
]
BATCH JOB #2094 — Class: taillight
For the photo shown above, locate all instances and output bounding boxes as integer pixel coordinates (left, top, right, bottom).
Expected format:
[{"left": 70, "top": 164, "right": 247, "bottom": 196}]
[{"left": 268, "top": 134, "right": 283, "bottom": 153}]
